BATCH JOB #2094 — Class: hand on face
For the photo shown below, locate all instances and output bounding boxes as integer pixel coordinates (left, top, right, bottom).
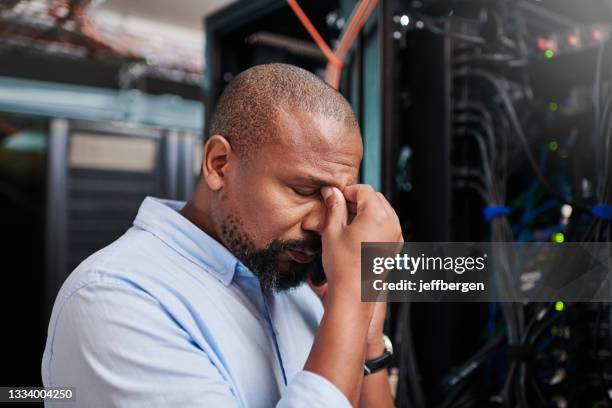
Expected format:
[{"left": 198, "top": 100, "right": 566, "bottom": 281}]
[
  {"left": 307, "top": 184, "right": 401, "bottom": 352},
  {"left": 318, "top": 184, "right": 402, "bottom": 295}
]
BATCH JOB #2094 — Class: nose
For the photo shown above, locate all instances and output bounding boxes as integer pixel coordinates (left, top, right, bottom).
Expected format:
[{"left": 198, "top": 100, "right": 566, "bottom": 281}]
[{"left": 301, "top": 197, "right": 327, "bottom": 235}]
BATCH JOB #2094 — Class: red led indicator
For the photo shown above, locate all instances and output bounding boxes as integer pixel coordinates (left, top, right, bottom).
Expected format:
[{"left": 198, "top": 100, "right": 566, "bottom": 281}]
[{"left": 537, "top": 37, "right": 549, "bottom": 51}]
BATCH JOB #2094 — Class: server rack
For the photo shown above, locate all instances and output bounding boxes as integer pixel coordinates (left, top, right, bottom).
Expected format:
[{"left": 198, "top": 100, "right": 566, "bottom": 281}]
[{"left": 44, "top": 119, "right": 201, "bottom": 316}]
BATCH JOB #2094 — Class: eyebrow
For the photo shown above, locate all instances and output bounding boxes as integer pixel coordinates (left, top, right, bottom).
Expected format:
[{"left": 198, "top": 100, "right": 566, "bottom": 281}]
[{"left": 291, "top": 175, "right": 335, "bottom": 188}]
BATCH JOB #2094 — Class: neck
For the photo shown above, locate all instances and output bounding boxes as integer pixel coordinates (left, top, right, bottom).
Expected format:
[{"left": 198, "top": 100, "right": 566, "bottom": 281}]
[{"left": 180, "top": 190, "right": 221, "bottom": 243}]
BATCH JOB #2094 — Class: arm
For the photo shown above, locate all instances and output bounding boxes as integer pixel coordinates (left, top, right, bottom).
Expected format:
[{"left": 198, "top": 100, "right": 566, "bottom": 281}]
[
  {"left": 308, "top": 289, "right": 395, "bottom": 408},
  {"left": 360, "top": 190, "right": 401, "bottom": 408},
  {"left": 44, "top": 278, "right": 352, "bottom": 408},
  {"left": 304, "top": 185, "right": 402, "bottom": 406},
  {"left": 359, "top": 305, "right": 395, "bottom": 408},
  {"left": 304, "top": 289, "right": 373, "bottom": 405},
  {"left": 44, "top": 280, "right": 241, "bottom": 408}
]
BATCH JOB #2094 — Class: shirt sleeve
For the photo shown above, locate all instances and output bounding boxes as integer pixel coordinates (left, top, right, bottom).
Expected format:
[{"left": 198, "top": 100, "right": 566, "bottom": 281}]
[
  {"left": 43, "top": 279, "right": 351, "bottom": 408},
  {"left": 44, "top": 280, "right": 240, "bottom": 408}
]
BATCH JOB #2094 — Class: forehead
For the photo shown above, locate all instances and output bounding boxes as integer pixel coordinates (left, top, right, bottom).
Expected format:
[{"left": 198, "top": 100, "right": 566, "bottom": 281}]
[{"left": 262, "top": 107, "right": 363, "bottom": 187}]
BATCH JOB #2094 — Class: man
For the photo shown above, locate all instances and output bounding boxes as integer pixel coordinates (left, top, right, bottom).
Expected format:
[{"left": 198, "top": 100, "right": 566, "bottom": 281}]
[{"left": 42, "top": 63, "right": 402, "bottom": 407}]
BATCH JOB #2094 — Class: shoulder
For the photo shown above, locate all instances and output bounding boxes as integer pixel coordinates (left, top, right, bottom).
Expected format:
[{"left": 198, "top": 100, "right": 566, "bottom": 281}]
[
  {"left": 54, "top": 225, "right": 212, "bottom": 305},
  {"left": 45, "top": 226, "right": 221, "bottom": 354}
]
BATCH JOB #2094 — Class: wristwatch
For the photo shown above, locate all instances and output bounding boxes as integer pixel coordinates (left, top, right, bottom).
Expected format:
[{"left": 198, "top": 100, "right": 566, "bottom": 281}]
[{"left": 364, "top": 334, "right": 393, "bottom": 376}]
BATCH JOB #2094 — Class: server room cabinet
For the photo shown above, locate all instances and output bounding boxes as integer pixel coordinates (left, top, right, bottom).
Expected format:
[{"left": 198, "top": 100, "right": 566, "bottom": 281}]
[{"left": 45, "top": 119, "right": 201, "bottom": 316}]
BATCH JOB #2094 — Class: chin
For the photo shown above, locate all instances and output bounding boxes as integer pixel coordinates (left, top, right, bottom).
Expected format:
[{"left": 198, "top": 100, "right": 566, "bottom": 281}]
[
  {"left": 276, "top": 259, "right": 299, "bottom": 273},
  {"left": 274, "top": 261, "right": 311, "bottom": 289}
]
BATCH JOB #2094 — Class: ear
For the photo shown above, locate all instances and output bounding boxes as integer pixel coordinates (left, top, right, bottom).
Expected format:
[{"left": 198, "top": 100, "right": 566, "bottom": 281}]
[{"left": 202, "top": 135, "right": 233, "bottom": 191}]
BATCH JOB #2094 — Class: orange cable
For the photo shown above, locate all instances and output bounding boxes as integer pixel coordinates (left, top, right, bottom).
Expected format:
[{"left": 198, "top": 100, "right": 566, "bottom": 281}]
[
  {"left": 337, "top": 0, "right": 378, "bottom": 61},
  {"left": 335, "top": 0, "right": 371, "bottom": 58},
  {"left": 286, "top": 0, "right": 379, "bottom": 89},
  {"left": 325, "top": 0, "right": 370, "bottom": 86},
  {"left": 286, "top": 0, "right": 343, "bottom": 69},
  {"left": 326, "top": 0, "right": 378, "bottom": 88}
]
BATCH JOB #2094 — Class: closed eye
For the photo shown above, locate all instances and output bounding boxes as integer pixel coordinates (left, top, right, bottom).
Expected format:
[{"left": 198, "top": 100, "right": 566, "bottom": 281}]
[{"left": 291, "top": 187, "right": 319, "bottom": 197}]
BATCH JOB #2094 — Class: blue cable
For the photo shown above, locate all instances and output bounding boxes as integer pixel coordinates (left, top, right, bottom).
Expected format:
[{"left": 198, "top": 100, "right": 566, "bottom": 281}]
[
  {"left": 483, "top": 206, "right": 511, "bottom": 221},
  {"left": 593, "top": 204, "right": 612, "bottom": 221}
]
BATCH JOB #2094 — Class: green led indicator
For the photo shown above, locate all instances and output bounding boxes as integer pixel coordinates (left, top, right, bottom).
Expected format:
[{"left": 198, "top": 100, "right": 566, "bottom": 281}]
[
  {"left": 555, "top": 301, "right": 565, "bottom": 312},
  {"left": 553, "top": 232, "right": 565, "bottom": 243},
  {"left": 549, "top": 102, "right": 559, "bottom": 112},
  {"left": 545, "top": 49, "right": 555, "bottom": 59},
  {"left": 548, "top": 141, "right": 559, "bottom": 151}
]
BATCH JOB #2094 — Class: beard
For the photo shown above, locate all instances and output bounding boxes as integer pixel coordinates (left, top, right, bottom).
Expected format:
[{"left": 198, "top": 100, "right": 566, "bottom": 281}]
[{"left": 219, "top": 214, "right": 319, "bottom": 293}]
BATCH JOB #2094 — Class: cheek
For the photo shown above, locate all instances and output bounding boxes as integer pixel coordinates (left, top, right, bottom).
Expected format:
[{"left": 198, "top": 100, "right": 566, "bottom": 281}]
[{"left": 234, "top": 180, "right": 308, "bottom": 242}]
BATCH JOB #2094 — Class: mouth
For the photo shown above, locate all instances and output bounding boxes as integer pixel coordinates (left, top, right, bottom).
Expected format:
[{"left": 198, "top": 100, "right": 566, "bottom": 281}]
[{"left": 283, "top": 248, "right": 317, "bottom": 264}]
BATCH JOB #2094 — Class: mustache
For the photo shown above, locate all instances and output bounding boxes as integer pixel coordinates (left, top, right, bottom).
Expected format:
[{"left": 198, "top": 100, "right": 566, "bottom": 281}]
[{"left": 268, "top": 239, "right": 321, "bottom": 255}]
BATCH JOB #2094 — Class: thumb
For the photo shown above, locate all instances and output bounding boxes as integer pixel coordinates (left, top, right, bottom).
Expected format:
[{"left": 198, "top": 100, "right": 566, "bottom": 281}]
[{"left": 321, "top": 186, "right": 347, "bottom": 235}]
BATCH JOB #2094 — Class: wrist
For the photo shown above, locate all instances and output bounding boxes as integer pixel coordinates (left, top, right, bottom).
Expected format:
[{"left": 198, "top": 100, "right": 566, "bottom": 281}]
[
  {"left": 326, "top": 295, "right": 375, "bottom": 322},
  {"left": 363, "top": 334, "right": 394, "bottom": 376},
  {"left": 327, "top": 282, "right": 367, "bottom": 306},
  {"left": 365, "top": 338, "right": 386, "bottom": 360}
]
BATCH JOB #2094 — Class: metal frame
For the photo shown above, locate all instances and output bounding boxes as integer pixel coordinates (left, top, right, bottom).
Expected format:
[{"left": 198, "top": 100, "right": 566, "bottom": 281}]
[
  {"left": 0, "top": 76, "right": 203, "bottom": 132},
  {"left": 43, "top": 119, "right": 199, "bottom": 319},
  {"left": 203, "top": 0, "right": 285, "bottom": 137},
  {"left": 378, "top": 2, "right": 454, "bottom": 406},
  {"left": 45, "top": 118, "right": 69, "bottom": 319}
]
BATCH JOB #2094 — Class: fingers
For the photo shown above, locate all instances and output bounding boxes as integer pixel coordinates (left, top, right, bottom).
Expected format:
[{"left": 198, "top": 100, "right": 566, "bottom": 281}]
[
  {"left": 374, "top": 192, "right": 398, "bottom": 219},
  {"left": 325, "top": 184, "right": 404, "bottom": 241},
  {"left": 342, "top": 184, "right": 379, "bottom": 214},
  {"left": 376, "top": 192, "right": 392, "bottom": 217},
  {"left": 374, "top": 191, "right": 404, "bottom": 243},
  {"left": 321, "top": 186, "right": 348, "bottom": 236},
  {"left": 343, "top": 185, "right": 393, "bottom": 217}
]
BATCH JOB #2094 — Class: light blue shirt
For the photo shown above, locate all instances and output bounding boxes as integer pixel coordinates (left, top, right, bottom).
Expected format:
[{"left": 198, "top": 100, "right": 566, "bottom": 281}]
[{"left": 42, "top": 197, "right": 350, "bottom": 407}]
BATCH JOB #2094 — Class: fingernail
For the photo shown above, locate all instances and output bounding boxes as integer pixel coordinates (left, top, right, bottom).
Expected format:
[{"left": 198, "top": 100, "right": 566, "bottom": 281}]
[{"left": 321, "top": 186, "right": 333, "bottom": 200}]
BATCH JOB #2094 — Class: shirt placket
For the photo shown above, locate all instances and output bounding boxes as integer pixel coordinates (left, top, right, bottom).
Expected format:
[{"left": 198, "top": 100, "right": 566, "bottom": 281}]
[{"left": 234, "top": 269, "right": 288, "bottom": 388}]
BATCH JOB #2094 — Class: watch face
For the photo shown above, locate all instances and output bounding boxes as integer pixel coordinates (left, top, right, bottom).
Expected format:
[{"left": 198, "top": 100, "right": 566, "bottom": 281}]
[{"left": 383, "top": 334, "right": 394, "bottom": 354}]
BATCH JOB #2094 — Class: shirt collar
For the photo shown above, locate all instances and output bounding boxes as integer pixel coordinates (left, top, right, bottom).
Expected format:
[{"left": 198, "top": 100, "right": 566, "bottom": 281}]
[{"left": 133, "top": 196, "right": 243, "bottom": 286}]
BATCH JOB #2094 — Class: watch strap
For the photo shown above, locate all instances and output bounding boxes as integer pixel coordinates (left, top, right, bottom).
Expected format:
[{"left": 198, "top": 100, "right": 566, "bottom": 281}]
[{"left": 363, "top": 350, "right": 393, "bottom": 376}]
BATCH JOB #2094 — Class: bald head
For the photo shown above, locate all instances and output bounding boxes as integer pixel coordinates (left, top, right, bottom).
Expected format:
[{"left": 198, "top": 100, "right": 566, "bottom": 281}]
[{"left": 208, "top": 63, "right": 359, "bottom": 158}]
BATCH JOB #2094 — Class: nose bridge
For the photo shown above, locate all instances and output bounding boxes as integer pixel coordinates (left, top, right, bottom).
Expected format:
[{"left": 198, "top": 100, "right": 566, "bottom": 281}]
[{"left": 302, "top": 197, "right": 327, "bottom": 234}]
